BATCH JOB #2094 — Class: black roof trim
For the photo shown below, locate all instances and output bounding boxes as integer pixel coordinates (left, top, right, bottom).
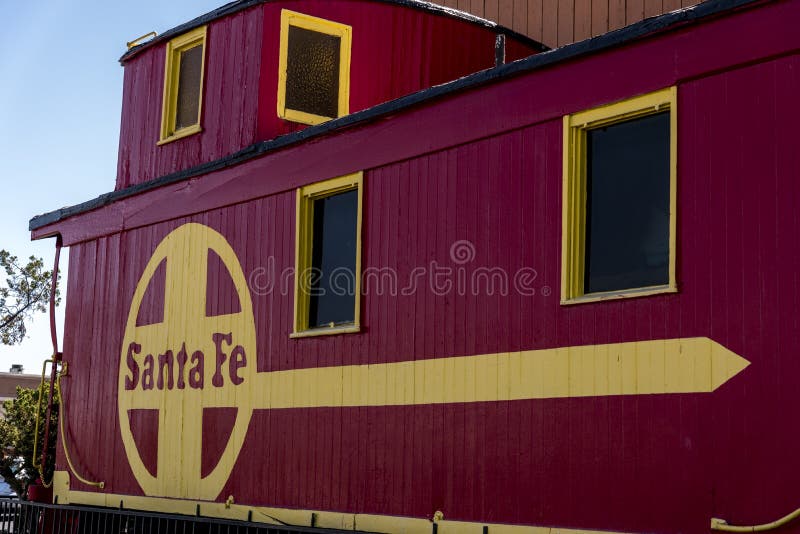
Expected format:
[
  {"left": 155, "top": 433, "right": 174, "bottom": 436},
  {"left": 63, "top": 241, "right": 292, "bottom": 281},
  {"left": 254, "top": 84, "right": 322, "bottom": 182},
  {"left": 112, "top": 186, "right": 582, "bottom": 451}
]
[
  {"left": 33, "top": 0, "right": 761, "bottom": 232},
  {"left": 120, "top": 0, "right": 547, "bottom": 64}
]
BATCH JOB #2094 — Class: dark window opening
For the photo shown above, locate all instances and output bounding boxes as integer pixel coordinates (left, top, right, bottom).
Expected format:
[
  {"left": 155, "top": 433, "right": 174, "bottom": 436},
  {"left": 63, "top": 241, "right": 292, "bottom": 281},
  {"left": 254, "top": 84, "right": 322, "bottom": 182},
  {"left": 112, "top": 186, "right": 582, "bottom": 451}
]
[
  {"left": 175, "top": 44, "right": 203, "bottom": 130},
  {"left": 308, "top": 189, "right": 358, "bottom": 328},
  {"left": 584, "top": 112, "right": 670, "bottom": 294},
  {"left": 286, "top": 25, "right": 341, "bottom": 119}
]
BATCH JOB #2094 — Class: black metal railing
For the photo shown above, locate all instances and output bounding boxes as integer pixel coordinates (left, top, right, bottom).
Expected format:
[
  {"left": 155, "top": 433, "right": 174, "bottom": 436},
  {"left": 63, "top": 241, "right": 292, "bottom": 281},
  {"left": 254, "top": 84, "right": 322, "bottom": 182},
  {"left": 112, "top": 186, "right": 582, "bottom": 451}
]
[{"left": 0, "top": 499, "right": 359, "bottom": 534}]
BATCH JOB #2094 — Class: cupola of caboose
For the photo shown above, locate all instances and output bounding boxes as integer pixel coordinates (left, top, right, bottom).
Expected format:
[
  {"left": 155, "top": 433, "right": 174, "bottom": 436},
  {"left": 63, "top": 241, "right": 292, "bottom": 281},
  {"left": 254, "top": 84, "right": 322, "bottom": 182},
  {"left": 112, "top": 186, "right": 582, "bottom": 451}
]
[{"left": 115, "top": 0, "right": 545, "bottom": 190}]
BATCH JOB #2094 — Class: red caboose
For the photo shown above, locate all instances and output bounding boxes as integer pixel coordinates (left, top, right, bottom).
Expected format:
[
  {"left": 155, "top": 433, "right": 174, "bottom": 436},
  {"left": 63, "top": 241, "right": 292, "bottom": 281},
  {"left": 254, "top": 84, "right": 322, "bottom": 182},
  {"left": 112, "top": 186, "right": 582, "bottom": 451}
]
[{"left": 27, "top": 0, "right": 800, "bottom": 532}]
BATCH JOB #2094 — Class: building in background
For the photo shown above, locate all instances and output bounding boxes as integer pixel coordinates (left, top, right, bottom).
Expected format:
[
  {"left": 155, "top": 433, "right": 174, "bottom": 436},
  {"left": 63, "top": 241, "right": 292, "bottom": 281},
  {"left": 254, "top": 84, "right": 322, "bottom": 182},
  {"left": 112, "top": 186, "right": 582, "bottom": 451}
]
[{"left": 0, "top": 366, "right": 40, "bottom": 404}]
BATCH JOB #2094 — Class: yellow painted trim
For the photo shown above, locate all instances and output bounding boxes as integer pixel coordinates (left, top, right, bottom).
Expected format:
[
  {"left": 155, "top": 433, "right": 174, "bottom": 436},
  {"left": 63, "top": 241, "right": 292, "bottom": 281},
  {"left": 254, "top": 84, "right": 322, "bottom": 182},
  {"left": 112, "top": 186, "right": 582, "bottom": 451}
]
[
  {"left": 289, "top": 324, "right": 361, "bottom": 338},
  {"left": 127, "top": 31, "right": 157, "bottom": 50},
  {"left": 56, "top": 480, "right": 638, "bottom": 534},
  {"left": 668, "top": 86, "right": 678, "bottom": 291},
  {"left": 277, "top": 9, "right": 352, "bottom": 125},
  {"left": 560, "top": 285, "right": 679, "bottom": 305},
  {"left": 560, "top": 115, "right": 571, "bottom": 303},
  {"left": 561, "top": 87, "right": 678, "bottom": 303},
  {"left": 712, "top": 508, "right": 800, "bottom": 532},
  {"left": 53, "top": 470, "right": 70, "bottom": 502},
  {"left": 293, "top": 172, "right": 363, "bottom": 336},
  {"left": 159, "top": 26, "right": 207, "bottom": 144},
  {"left": 157, "top": 123, "right": 203, "bottom": 145},
  {"left": 293, "top": 186, "right": 305, "bottom": 332}
]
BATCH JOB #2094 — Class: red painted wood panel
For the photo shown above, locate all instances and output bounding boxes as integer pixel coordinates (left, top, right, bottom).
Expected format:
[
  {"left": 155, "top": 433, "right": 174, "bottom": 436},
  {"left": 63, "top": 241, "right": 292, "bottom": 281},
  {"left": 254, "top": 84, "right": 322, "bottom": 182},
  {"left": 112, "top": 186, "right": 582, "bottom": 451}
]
[
  {"left": 60, "top": 51, "right": 800, "bottom": 531},
  {"left": 116, "top": 8, "right": 263, "bottom": 190},
  {"left": 52, "top": 2, "right": 800, "bottom": 532},
  {"left": 256, "top": 1, "right": 527, "bottom": 142},
  {"left": 116, "top": 0, "right": 539, "bottom": 190},
  {"left": 45, "top": 0, "right": 799, "bottom": 247}
]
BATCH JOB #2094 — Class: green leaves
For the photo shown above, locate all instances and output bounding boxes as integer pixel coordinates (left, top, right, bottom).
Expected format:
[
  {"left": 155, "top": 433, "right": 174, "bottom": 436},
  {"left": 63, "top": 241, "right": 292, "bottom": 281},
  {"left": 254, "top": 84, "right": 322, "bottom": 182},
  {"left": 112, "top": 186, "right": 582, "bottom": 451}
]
[
  {"left": 0, "top": 383, "right": 58, "bottom": 496},
  {"left": 0, "top": 250, "right": 60, "bottom": 346}
]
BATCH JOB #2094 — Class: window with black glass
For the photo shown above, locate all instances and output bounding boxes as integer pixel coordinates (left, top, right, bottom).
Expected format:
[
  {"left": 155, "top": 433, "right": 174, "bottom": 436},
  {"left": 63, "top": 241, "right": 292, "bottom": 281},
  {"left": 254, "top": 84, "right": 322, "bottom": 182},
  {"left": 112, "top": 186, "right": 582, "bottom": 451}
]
[
  {"left": 308, "top": 189, "right": 358, "bottom": 328},
  {"left": 584, "top": 112, "right": 670, "bottom": 294},
  {"left": 561, "top": 87, "right": 676, "bottom": 303},
  {"left": 293, "top": 173, "right": 362, "bottom": 337}
]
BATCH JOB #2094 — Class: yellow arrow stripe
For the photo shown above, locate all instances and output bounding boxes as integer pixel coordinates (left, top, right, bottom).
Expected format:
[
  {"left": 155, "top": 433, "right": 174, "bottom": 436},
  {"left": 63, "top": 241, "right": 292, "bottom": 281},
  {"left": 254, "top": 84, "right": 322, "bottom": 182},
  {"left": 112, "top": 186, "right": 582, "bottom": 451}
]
[{"left": 252, "top": 337, "right": 749, "bottom": 410}]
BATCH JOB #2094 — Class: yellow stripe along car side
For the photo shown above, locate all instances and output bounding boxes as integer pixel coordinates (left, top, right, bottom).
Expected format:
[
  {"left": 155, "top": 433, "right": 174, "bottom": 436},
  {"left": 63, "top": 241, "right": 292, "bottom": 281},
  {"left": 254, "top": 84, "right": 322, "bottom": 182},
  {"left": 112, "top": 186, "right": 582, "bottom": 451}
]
[
  {"left": 60, "top": 336, "right": 748, "bottom": 531},
  {"left": 56, "top": 473, "right": 637, "bottom": 534},
  {"left": 253, "top": 337, "right": 747, "bottom": 409}
]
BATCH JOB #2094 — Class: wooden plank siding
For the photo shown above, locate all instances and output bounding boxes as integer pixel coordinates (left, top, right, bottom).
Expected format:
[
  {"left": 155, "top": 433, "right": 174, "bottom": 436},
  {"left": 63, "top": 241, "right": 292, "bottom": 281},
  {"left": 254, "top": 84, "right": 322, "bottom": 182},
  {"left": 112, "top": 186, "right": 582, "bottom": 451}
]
[
  {"left": 46, "top": 1, "right": 800, "bottom": 531},
  {"left": 58, "top": 51, "right": 800, "bottom": 530},
  {"left": 430, "top": 0, "right": 699, "bottom": 46},
  {"left": 113, "top": 0, "right": 699, "bottom": 193},
  {"left": 115, "top": 0, "right": 539, "bottom": 190}
]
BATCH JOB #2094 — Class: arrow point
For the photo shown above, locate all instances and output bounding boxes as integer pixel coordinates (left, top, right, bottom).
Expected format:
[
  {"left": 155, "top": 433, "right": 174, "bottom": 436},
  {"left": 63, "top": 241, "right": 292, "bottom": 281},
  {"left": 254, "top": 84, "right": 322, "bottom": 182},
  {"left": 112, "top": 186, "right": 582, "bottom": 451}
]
[{"left": 710, "top": 340, "right": 750, "bottom": 391}]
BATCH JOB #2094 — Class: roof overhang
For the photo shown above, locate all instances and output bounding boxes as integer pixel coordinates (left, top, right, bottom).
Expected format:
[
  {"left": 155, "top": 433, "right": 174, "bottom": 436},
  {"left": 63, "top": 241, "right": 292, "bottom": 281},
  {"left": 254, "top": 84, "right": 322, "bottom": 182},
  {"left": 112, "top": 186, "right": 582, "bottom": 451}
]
[{"left": 32, "top": 0, "right": 780, "bottom": 244}]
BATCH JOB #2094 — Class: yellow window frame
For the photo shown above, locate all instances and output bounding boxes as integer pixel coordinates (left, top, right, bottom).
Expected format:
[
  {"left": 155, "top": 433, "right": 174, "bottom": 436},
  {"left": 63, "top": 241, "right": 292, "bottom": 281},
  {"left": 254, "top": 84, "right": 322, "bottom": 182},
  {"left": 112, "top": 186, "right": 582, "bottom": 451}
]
[
  {"left": 292, "top": 172, "right": 363, "bottom": 338},
  {"left": 277, "top": 10, "right": 352, "bottom": 126},
  {"left": 561, "top": 86, "right": 678, "bottom": 305},
  {"left": 158, "top": 26, "right": 207, "bottom": 145}
]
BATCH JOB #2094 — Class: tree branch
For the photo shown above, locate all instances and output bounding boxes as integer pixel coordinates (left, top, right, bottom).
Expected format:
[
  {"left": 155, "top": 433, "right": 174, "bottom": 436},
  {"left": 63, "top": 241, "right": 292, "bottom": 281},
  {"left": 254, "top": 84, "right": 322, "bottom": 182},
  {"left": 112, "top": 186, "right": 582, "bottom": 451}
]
[{"left": 0, "top": 304, "right": 32, "bottom": 331}]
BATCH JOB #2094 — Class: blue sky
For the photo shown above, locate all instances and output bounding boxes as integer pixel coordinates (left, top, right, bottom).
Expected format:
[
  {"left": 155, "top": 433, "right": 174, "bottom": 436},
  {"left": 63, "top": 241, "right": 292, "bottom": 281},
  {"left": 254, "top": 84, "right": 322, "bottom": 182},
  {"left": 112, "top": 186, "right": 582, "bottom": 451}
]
[{"left": 0, "top": 0, "right": 224, "bottom": 373}]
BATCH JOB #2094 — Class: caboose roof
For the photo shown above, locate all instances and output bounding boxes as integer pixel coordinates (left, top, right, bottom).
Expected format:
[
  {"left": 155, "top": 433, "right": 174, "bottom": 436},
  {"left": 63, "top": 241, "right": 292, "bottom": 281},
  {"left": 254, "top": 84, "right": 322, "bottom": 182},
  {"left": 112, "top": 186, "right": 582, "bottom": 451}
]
[
  {"left": 120, "top": 0, "right": 548, "bottom": 64},
  {"left": 31, "top": 0, "right": 760, "bottom": 235}
]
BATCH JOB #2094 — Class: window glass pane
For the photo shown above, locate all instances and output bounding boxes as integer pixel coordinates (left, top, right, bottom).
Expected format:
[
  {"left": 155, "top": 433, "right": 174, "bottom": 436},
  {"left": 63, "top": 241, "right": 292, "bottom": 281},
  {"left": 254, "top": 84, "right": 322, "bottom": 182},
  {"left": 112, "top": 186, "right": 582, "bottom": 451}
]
[
  {"left": 584, "top": 112, "right": 670, "bottom": 294},
  {"left": 175, "top": 44, "right": 203, "bottom": 130},
  {"left": 286, "top": 26, "right": 341, "bottom": 119},
  {"left": 309, "top": 189, "right": 357, "bottom": 327}
]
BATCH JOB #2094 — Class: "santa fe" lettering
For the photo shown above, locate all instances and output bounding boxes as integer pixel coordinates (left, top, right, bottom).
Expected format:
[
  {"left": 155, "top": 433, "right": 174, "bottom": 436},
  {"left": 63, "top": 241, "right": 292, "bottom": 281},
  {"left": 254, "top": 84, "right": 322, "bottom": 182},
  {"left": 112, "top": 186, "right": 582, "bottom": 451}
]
[{"left": 124, "top": 332, "right": 246, "bottom": 391}]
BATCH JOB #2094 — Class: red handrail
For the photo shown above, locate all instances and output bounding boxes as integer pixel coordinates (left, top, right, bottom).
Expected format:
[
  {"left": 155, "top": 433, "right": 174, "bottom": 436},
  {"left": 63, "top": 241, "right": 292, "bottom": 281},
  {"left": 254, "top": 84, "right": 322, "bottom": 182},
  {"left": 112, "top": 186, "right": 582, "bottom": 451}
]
[{"left": 40, "top": 235, "right": 62, "bottom": 481}]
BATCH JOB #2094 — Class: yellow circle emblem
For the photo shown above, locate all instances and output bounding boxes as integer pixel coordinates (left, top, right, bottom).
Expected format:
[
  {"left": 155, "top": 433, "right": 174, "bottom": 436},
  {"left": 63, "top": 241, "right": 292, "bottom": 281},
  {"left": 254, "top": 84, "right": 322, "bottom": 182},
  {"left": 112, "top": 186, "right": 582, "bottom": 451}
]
[{"left": 118, "top": 223, "right": 256, "bottom": 501}]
